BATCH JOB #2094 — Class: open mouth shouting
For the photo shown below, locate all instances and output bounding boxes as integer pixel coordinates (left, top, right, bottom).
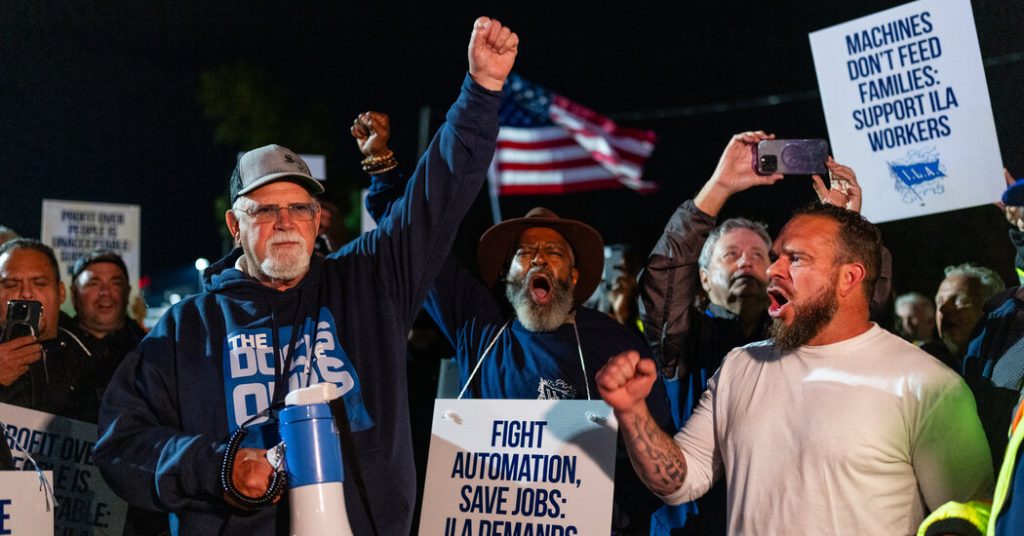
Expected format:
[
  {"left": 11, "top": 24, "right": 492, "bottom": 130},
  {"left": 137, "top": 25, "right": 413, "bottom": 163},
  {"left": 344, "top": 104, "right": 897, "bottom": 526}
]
[
  {"left": 529, "top": 272, "right": 553, "bottom": 305},
  {"left": 767, "top": 286, "right": 791, "bottom": 318}
]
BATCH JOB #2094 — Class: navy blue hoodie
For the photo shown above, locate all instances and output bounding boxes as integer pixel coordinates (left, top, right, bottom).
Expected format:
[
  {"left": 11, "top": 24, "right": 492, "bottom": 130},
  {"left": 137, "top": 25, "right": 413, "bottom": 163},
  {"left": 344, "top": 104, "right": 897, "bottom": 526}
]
[{"left": 94, "top": 75, "right": 501, "bottom": 535}]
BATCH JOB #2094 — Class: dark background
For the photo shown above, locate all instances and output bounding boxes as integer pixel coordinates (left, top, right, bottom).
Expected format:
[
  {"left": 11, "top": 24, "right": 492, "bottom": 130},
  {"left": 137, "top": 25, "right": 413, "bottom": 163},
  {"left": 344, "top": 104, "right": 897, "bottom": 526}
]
[{"left": 2, "top": 0, "right": 1022, "bottom": 305}]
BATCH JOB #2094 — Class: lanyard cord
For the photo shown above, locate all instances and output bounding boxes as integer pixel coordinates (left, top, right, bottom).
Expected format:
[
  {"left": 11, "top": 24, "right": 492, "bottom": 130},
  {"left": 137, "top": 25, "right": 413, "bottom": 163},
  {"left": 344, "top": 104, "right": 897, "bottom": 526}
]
[
  {"left": 572, "top": 320, "right": 591, "bottom": 400},
  {"left": 457, "top": 315, "right": 590, "bottom": 400},
  {"left": 458, "top": 317, "right": 513, "bottom": 399},
  {"left": 271, "top": 291, "right": 305, "bottom": 406}
]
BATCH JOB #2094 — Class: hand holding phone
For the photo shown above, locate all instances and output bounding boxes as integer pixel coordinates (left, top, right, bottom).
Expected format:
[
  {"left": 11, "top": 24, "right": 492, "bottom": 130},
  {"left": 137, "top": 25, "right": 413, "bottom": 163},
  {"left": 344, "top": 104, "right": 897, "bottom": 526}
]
[
  {"left": 754, "top": 139, "right": 829, "bottom": 176},
  {"left": 2, "top": 300, "right": 41, "bottom": 343},
  {"left": 696, "top": 131, "right": 784, "bottom": 217},
  {"left": 0, "top": 336, "right": 43, "bottom": 386}
]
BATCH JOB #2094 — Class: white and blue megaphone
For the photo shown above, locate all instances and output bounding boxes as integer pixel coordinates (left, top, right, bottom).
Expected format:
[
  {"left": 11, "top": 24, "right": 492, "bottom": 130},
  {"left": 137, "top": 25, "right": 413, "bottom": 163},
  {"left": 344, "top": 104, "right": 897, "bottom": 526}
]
[{"left": 275, "top": 383, "right": 354, "bottom": 536}]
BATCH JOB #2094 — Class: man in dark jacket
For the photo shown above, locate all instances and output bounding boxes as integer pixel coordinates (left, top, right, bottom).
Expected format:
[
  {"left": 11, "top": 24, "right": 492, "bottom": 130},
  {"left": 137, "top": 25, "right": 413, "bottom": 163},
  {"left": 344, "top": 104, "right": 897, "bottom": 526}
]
[
  {"left": 69, "top": 249, "right": 166, "bottom": 535},
  {"left": 69, "top": 250, "right": 146, "bottom": 394},
  {"left": 0, "top": 239, "right": 97, "bottom": 423},
  {"left": 93, "top": 17, "right": 518, "bottom": 536}
]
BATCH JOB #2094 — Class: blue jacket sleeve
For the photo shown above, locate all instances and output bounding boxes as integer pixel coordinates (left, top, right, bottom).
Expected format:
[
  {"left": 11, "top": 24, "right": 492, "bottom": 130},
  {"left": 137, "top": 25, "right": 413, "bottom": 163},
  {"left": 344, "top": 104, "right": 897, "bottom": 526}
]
[
  {"left": 94, "top": 310, "right": 227, "bottom": 513},
  {"left": 363, "top": 157, "right": 507, "bottom": 357},
  {"left": 364, "top": 168, "right": 405, "bottom": 223},
  {"left": 338, "top": 75, "right": 501, "bottom": 324}
]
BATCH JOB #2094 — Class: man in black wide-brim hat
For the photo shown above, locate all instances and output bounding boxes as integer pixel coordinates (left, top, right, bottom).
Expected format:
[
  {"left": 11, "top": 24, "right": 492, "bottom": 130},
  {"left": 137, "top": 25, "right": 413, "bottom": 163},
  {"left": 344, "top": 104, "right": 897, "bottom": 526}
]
[{"left": 354, "top": 111, "right": 674, "bottom": 533}]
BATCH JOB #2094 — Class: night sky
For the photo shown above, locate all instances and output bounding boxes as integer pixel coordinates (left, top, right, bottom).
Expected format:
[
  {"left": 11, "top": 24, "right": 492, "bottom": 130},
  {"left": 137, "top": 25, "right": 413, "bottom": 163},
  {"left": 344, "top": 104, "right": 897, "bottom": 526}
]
[{"left": 3, "top": 1, "right": 1023, "bottom": 304}]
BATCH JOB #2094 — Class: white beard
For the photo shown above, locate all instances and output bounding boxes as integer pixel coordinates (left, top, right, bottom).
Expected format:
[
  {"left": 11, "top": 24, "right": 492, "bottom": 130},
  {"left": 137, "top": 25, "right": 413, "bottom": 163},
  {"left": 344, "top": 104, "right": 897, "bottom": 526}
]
[
  {"left": 260, "top": 232, "right": 310, "bottom": 281},
  {"left": 505, "top": 268, "right": 575, "bottom": 332}
]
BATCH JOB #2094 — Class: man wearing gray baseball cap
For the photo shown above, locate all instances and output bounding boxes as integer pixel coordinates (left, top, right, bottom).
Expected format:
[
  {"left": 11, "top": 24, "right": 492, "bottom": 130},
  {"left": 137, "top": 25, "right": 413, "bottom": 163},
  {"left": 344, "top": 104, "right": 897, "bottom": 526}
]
[{"left": 95, "top": 16, "right": 519, "bottom": 536}]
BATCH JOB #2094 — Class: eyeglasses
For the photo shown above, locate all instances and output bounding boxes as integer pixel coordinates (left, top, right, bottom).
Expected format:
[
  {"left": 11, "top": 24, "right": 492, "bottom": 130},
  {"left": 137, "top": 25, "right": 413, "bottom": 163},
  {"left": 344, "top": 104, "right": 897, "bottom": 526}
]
[{"left": 234, "top": 203, "right": 320, "bottom": 223}]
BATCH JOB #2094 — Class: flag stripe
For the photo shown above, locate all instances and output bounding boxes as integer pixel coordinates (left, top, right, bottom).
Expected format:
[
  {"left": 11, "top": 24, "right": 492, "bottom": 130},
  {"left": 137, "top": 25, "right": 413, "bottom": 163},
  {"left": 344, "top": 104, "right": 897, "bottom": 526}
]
[
  {"left": 497, "top": 137, "right": 580, "bottom": 150},
  {"left": 496, "top": 126, "right": 572, "bottom": 143},
  {"left": 497, "top": 158, "right": 603, "bottom": 171},
  {"left": 498, "top": 128, "right": 650, "bottom": 164},
  {"left": 499, "top": 179, "right": 626, "bottom": 195},
  {"left": 495, "top": 145, "right": 644, "bottom": 172},
  {"left": 499, "top": 166, "right": 617, "bottom": 184}
]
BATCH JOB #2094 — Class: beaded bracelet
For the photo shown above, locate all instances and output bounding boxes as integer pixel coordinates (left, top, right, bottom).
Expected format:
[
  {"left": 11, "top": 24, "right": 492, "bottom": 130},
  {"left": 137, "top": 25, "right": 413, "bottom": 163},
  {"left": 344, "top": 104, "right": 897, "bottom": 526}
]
[
  {"left": 361, "top": 149, "right": 394, "bottom": 167},
  {"left": 364, "top": 160, "right": 399, "bottom": 174}
]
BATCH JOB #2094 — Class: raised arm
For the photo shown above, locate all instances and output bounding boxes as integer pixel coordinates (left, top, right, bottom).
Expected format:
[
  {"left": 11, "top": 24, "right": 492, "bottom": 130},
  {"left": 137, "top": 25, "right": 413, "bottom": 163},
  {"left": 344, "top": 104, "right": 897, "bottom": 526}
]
[
  {"left": 639, "top": 131, "right": 781, "bottom": 373},
  {"left": 340, "top": 17, "right": 518, "bottom": 323},
  {"left": 597, "top": 350, "right": 688, "bottom": 496}
]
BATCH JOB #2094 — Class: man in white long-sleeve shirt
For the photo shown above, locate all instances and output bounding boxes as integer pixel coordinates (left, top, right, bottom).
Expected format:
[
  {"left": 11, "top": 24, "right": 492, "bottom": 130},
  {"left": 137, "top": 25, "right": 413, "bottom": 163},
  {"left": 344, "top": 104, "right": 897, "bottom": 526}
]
[{"left": 597, "top": 202, "right": 993, "bottom": 535}]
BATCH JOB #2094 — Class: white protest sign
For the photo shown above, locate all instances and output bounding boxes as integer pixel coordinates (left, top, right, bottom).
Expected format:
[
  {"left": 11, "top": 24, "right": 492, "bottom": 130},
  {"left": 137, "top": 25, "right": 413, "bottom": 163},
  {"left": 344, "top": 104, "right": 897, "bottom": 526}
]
[
  {"left": 809, "top": 0, "right": 1003, "bottom": 223},
  {"left": 0, "top": 471, "right": 54, "bottom": 535},
  {"left": 40, "top": 199, "right": 141, "bottom": 285},
  {"left": 2, "top": 403, "right": 128, "bottom": 535},
  {"left": 419, "top": 399, "right": 618, "bottom": 536}
]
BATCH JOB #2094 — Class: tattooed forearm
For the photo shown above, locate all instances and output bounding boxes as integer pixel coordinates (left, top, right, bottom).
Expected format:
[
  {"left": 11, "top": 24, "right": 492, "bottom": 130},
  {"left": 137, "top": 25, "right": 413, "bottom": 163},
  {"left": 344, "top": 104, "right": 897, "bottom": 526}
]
[{"left": 620, "top": 409, "right": 687, "bottom": 496}]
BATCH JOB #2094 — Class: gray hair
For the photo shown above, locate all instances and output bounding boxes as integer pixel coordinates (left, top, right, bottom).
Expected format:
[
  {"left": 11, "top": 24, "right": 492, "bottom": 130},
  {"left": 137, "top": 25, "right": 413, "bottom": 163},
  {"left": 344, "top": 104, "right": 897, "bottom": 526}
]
[
  {"left": 943, "top": 263, "right": 1005, "bottom": 305},
  {"left": 0, "top": 226, "right": 18, "bottom": 246},
  {"left": 895, "top": 291, "right": 934, "bottom": 312},
  {"left": 698, "top": 218, "right": 772, "bottom": 270}
]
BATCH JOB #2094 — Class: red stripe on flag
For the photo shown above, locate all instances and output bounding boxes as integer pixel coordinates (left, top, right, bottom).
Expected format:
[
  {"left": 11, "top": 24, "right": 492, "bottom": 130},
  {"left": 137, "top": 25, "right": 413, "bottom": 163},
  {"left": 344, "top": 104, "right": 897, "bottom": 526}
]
[
  {"left": 497, "top": 158, "right": 598, "bottom": 171},
  {"left": 498, "top": 178, "right": 625, "bottom": 195},
  {"left": 502, "top": 130, "right": 650, "bottom": 167},
  {"left": 496, "top": 138, "right": 577, "bottom": 150}
]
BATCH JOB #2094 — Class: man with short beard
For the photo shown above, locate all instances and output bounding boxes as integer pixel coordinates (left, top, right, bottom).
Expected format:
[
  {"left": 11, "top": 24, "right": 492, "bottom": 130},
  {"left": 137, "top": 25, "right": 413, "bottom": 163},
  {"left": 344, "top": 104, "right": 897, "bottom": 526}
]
[
  {"left": 355, "top": 113, "right": 673, "bottom": 533},
  {"left": 598, "top": 203, "right": 993, "bottom": 534},
  {"left": 94, "top": 17, "right": 520, "bottom": 536}
]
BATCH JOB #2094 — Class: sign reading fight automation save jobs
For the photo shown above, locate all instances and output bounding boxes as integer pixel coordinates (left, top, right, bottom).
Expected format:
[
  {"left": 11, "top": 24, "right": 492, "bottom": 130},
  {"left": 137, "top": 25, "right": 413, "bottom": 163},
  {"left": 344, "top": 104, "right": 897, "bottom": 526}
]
[
  {"left": 419, "top": 399, "right": 618, "bottom": 536},
  {"left": 810, "top": 0, "right": 1003, "bottom": 223}
]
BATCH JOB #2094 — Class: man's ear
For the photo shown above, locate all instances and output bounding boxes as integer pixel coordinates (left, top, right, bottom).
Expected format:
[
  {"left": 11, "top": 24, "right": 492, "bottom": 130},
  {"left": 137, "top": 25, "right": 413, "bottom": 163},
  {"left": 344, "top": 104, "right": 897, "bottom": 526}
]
[
  {"left": 59, "top": 281, "right": 66, "bottom": 305},
  {"left": 571, "top": 267, "right": 579, "bottom": 286},
  {"left": 838, "top": 263, "right": 867, "bottom": 298},
  {"left": 699, "top": 269, "right": 712, "bottom": 293},
  {"left": 225, "top": 210, "right": 241, "bottom": 244}
]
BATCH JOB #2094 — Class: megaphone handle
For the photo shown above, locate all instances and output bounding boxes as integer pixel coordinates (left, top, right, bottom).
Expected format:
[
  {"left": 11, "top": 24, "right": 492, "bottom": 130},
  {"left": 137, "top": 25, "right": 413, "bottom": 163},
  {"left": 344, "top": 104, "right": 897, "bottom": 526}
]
[{"left": 220, "top": 426, "right": 288, "bottom": 509}]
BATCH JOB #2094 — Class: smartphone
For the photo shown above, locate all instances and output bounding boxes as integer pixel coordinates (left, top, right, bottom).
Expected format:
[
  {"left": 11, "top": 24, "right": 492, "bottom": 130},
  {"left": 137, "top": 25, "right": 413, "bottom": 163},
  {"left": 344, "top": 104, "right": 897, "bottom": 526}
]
[
  {"left": 2, "top": 300, "right": 42, "bottom": 342},
  {"left": 754, "top": 139, "right": 829, "bottom": 175}
]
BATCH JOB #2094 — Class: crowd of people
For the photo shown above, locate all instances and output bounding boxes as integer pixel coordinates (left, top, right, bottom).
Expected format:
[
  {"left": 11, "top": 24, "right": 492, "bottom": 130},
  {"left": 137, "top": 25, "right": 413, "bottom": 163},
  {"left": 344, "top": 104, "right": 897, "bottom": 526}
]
[{"left": 1, "top": 14, "right": 1023, "bottom": 536}]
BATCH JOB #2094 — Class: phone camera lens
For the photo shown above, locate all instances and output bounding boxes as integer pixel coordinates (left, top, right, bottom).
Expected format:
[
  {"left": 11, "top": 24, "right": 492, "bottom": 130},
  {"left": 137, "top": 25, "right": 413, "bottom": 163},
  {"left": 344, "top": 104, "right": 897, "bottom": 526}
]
[{"left": 760, "top": 155, "right": 777, "bottom": 173}]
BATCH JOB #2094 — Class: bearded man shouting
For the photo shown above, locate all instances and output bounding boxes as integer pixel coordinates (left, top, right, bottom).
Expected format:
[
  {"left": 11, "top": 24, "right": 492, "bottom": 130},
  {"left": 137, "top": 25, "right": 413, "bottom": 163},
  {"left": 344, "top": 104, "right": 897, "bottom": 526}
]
[{"left": 597, "top": 203, "right": 993, "bottom": 535}]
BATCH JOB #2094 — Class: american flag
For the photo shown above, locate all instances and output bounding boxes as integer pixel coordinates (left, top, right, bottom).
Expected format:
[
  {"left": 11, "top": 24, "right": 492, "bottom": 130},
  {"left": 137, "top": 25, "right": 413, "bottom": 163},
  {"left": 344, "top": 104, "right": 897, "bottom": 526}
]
[{"left": 489, "top": 74, "right": 658, "bottom": 196}]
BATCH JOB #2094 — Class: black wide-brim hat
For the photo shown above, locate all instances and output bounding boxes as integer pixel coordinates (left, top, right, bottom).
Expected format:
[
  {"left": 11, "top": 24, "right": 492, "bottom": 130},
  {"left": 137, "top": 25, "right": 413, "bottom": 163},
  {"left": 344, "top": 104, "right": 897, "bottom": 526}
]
[{"left": 477, "top": 207, "right": 604, "bottom": 305}]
